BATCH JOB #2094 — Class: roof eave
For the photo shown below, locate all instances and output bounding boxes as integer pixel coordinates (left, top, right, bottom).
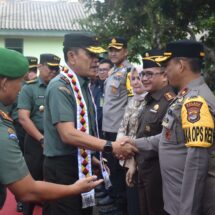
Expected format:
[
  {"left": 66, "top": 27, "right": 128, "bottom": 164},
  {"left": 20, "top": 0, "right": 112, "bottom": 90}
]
[{"left": 0, "top": 29, "right": 93, "bottom": 37}]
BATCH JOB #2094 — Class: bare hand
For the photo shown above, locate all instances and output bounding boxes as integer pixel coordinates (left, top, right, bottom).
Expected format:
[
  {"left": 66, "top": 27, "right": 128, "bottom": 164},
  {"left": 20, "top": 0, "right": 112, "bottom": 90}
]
[
  {"left": 126, "top": 165, "right": 136, "bottom": 187},
  {"left": 112, "top": 137, "right": 138, "bottom": 159},
  {"left": 73, "top": 175, "right": 103, "bottom": 194}
]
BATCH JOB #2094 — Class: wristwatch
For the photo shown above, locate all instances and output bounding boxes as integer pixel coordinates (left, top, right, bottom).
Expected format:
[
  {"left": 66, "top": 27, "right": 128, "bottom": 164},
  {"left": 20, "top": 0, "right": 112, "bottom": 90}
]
[{"left": 103, "top": 141, "right": 113, "bottom": 153}]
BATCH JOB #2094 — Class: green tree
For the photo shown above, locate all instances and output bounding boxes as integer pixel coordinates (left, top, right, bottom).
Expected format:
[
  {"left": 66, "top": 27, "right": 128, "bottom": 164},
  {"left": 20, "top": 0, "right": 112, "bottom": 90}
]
[{"left": 81, "top": 0, "right": 215, "bottom": 89}]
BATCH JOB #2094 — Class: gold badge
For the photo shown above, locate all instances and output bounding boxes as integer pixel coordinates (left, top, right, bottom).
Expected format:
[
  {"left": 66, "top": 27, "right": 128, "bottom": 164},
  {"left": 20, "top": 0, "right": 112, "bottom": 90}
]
[
  {"left": 164, "top": 92, "right": 175, "bottom": 101},
  {"left": 8, "top": 128, "right": 15, "bottom": 134},
  {"left": 153, "top": 104, "right": 159, "bottom": 111},
  {"left": 39, "top": 105, "right": 45, "bottom": 112},
  {"left": 111, "top": 38, "right": 117, "bottom": 44},
  {"left": 145, "top": 125, "right": 151, "bottom": 132}
]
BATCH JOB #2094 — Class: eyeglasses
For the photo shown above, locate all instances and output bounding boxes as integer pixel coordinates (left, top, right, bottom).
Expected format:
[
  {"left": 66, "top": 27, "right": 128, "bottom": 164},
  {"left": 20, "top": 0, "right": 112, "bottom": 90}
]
[{"left": 141, "top": 71, "right": 164, "bottom": 79}]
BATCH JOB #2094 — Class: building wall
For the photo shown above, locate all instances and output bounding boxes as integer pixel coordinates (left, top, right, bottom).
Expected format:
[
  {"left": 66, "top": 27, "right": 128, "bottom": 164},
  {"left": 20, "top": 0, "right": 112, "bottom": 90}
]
[{"left": 0, "top": 36, "right": 66, "bottom": 64}]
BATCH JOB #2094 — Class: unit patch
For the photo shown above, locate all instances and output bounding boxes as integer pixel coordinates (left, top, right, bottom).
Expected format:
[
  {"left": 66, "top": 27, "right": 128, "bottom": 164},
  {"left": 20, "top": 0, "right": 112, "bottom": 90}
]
[{"left": 185, "top": 101, "right": 203, "bottom": 123}]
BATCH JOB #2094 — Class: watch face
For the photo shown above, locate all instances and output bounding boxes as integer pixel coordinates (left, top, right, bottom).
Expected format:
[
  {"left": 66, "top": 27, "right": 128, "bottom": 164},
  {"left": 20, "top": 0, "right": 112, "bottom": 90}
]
[{"left": 104, "top": 141, "right": 113, "bottom": 153}]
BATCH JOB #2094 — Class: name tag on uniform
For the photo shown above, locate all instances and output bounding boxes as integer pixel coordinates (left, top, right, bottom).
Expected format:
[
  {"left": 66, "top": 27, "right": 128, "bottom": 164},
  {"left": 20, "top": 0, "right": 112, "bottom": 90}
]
[
  {"left": 38, "top": 95, "right": 45, "bottom": 99},
  {"left": 100, "top": 97, "right": 104, "bottom": 107}
]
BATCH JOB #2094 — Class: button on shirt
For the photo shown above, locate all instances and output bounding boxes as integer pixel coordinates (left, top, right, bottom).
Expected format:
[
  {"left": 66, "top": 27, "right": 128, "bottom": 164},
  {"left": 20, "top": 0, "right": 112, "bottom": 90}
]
[{"left": 17, "top": 78, "right": 47, "bottom": 131}]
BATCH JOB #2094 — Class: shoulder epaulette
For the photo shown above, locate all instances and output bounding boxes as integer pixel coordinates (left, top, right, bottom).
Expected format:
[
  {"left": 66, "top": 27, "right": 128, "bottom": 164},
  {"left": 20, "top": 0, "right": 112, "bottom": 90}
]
[
  {"left": 60, "top": 76, "right": 70, "bottom": 84},
  {"left": 25, "top": 79, "right": 37, "bottom": 84},
  {"left": 0, "top": 110, "right": 13, "bottom": 122},
  {"left": 164, "top": 92, "right": 175, "bottom": 101}
]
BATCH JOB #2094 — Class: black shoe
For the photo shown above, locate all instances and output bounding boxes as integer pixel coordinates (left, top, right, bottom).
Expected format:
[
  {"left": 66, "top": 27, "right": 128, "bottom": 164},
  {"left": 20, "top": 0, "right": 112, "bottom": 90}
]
[
  {"left": 95, "top": 191, "right": 107, "bottom": 198},
  {"left": 16, "top": 201, "right": 23, "bottom": 212},
  {"left": 97, "top": 195, "right": 114, "bottom": 206}
]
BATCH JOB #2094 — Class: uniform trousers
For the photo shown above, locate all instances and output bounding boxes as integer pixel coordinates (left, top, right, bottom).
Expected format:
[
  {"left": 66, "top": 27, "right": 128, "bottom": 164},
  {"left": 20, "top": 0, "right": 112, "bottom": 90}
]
[
  {"left": 138, "top": 159, "right": 165, "bottom": 215},
  {"left": 23, "top": 133, "right": 44, "bottom": 215},
  {"left": 103, "top": 132, "right": 127, "bottom": 215},
  {"left": 43, "top": 155, "right": 92, "bottom": 215}
]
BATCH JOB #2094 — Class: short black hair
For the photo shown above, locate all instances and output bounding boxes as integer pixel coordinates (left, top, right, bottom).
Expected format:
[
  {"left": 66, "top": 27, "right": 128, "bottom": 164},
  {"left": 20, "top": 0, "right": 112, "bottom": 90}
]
[
  {"left": 63, "top": 47, "right": 80, "bottom": 62},
  {"left": 174, "top": 57, "right": 202, "bottom": 73},
  {"left": 99, "top": 59, "right": 113, "bottom": 68}
]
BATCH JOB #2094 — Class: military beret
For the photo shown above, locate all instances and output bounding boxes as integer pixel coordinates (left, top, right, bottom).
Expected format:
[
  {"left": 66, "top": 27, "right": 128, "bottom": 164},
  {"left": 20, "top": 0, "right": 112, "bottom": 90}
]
[
  {"left": 26, "top": 56, "right": 38, "bottom": 69},
  {"left": 108, "top": 36, "right": 127, "bottom": 49},
  {"left": 155, "top": 40, "right": 205, "bottom": 63},
  {"left": 63, "top": 33, "right": 106, "bottom": 54},
  {"left": 143, "top": 49, "right": 163, "bottom": 69},
  {"left": 0, "top": 48, "right": 29, "bottom": 78},
  {"left": 40, "top": 53, "right": 61, "bottom": 66}
]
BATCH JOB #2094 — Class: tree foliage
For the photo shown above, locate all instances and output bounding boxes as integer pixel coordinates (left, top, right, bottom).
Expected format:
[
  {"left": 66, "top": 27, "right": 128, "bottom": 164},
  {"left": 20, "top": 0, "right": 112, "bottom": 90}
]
[{"left": 81, "top": 0, "right": 215, "bottom": 89}]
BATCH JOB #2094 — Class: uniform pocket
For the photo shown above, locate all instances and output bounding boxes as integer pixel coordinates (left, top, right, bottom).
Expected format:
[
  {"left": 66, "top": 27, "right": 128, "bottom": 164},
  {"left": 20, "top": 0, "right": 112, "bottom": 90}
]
[
  {"left": 110, "top": 79, "right": 120, "bottom": 97},
  {"left": 162, "top": 116, "right": 178, "bottom": 145}
]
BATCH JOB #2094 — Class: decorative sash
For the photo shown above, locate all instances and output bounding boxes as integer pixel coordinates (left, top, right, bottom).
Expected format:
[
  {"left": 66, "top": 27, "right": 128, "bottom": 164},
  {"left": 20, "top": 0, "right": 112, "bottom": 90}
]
[{"left": 61, "top": 67, "right": 95, "bottom": 208}]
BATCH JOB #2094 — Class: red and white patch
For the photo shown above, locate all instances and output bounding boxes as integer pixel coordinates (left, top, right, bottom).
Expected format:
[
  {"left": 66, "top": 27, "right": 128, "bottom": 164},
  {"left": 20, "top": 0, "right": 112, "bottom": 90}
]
[{"left": 185, "top": 101, "right": 203, "bottom": 123}]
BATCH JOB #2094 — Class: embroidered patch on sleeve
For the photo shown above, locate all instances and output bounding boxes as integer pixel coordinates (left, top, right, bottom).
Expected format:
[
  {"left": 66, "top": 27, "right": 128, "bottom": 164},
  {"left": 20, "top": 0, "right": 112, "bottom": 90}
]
[{"left": 181, "top": 96, "right": 214, "bottom": 148}]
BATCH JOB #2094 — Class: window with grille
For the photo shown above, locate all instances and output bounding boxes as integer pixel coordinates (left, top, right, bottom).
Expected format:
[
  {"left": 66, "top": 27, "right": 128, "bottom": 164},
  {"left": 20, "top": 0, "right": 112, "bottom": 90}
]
[{"left": 5, "top": 38, "right": 23, "bottom": 53}]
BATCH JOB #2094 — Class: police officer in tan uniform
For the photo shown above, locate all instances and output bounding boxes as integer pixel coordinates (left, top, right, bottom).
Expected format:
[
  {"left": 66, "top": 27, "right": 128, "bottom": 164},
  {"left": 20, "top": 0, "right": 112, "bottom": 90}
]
[
  {"left": 131, "top": 40, "right": 215, "bottom": 215},
  {"left": 102, "top": 37, "right": 133, "bottom": 214}
]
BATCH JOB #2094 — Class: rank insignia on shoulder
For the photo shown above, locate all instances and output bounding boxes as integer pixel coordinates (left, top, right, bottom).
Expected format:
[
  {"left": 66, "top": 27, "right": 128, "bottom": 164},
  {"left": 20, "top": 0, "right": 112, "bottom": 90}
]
[
  {"left": 0, "top": 110, "right": 13, "bottom": 122},
  {"left": 60, "top": 76, "right": 70, "bottom": 84},
  {"left": 26, "top": 79, "right": 37, "bottom": 84},
  {"left": 116, "top": 72, "right": 123, "bottom": 77},
  {"left": 179, "top": 88, "right": 188, "bottom": 97},
  {"left": 145, "top": 125, "right": 151, "bottom": 132},
  {"left": 164, "top": 92, "right": 175, "bottom": 101},
  {"left": 58, "top": 86, "right": 71, "bottom": 95}
]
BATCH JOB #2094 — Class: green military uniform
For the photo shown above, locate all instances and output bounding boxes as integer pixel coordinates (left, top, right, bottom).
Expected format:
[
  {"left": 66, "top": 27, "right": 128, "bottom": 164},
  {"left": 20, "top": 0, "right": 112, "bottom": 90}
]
[
  {"left": 18, "top": 53, "right": 60, "bottom": 215},
  {"left": 0, "top": 48, "right": 29, "bottom": 209},
  {"left": 43, "top": 33, "right": 105, "bottom": 215},
  {"left": 0, "top": 103, "right": 29, "bottom": 208},
  {"left": 17, "top": 77, "right": 46, "bottom": 180},
  {"left": 43, "top": 75, "right": 96, "bottom": 215},
  {"left": 0, "top": 103, "right": 28, "bottom": 184},
  {"left": 18, "top": 78, "right": 46, "bottom": 131},
  {"left": 44, "top": 75, "right": 96, "bottom": 156}
]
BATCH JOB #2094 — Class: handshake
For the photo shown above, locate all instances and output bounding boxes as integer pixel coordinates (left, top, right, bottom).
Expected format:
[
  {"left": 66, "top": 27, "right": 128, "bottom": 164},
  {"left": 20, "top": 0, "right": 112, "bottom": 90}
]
[{"left": 111, "top": 136, "right": 138, "bottom": 160}]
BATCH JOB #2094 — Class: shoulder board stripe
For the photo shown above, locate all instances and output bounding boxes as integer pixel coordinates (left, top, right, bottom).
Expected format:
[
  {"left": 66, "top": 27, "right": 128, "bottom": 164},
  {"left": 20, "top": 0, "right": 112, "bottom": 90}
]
[
  {"left": 0, "top": 110, "right": 13, "bottom": 122},
  {"left": 164, "top": 92, "right": 175, "bottom": 101}
]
